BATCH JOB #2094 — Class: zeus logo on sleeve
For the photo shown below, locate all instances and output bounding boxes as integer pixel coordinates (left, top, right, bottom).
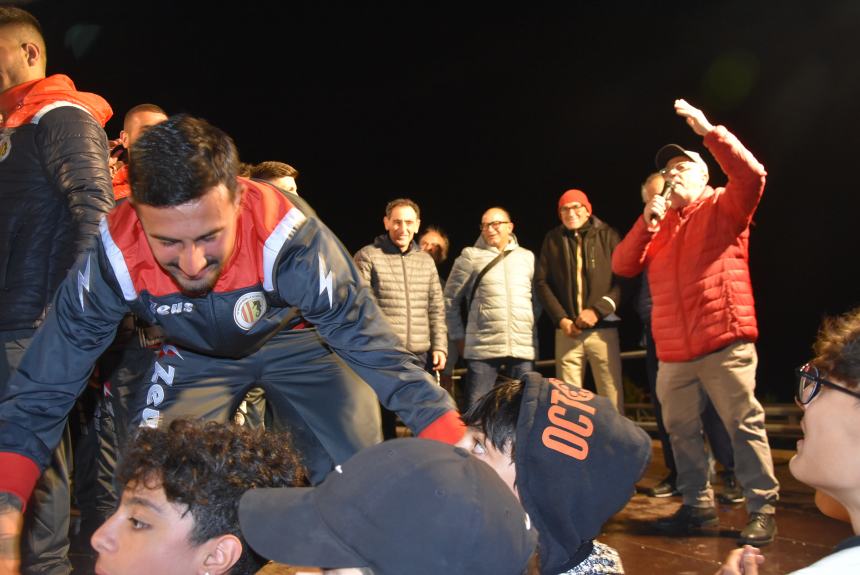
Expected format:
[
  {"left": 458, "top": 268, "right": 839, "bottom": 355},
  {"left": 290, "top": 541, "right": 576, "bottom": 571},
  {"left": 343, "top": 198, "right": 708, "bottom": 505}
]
[
  {"left": 140, "top": 345, "right": 184, "bottom": 429},
  {"left": 541, "top": 378, "right": 597, "bottom": 461}
]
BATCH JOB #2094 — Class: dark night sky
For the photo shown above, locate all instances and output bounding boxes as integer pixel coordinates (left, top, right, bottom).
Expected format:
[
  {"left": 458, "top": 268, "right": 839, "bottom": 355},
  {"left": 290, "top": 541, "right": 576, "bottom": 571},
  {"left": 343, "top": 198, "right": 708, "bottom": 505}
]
[{"left": 20, "top": 0, "right": 860, "bottom": 401}]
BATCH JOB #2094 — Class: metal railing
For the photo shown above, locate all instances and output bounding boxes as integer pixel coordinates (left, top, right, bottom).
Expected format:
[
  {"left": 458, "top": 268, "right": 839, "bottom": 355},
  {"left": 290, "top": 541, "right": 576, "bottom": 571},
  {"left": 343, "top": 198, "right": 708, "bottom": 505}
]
[{"left": 449, "top": 348, "right": 802, "bottom": 438}]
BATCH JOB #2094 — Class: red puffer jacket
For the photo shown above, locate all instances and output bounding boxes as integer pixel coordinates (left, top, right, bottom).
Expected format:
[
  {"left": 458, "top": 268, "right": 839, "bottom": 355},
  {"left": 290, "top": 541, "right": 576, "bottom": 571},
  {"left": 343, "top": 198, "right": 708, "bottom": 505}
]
[{"left": 612, "top": 126, "right": 766, "bottom": 362}]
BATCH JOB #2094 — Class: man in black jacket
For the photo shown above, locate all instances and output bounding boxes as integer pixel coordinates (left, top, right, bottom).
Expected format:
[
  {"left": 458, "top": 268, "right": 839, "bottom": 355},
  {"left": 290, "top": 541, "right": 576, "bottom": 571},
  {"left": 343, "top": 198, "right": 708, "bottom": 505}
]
[
  {"left": 0, "top": 7, "right": 114, "bottom": 574},
  {"left": 535, "top": 189, "right": 625, "bottom": 412}
]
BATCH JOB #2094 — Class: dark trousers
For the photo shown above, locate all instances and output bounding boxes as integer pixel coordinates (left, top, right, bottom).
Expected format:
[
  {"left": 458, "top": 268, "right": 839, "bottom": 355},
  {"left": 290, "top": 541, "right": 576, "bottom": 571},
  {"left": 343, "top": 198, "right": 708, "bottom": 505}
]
[
  {"left": 380, "top": 352, "right": 433, "bottom": 440},
  {"left": 104, "top": 328, "right": 382, "bottom": 485},
  {"left": 645, "top": 327, "right": 734, "bottom": 476},
  {"left": 1, "top": 333, "right": 72, "bottom": 575},
  {"left": 465, "top": 357, "right": 534, "bottom": 408},
  {"left": 93, "top": 338, "right": 159, "bottom": 524}
]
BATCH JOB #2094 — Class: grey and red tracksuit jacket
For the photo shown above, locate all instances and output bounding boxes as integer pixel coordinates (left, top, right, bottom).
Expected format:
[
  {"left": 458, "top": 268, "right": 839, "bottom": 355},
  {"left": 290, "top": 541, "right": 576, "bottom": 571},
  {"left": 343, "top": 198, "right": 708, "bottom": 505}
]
[{"left": 0, "top": 179, "right": 462, "bottom": 506}]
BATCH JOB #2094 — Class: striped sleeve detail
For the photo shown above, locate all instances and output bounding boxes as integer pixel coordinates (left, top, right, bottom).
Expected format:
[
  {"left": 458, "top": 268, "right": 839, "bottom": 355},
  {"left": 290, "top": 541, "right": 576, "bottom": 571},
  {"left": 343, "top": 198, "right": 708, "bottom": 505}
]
[
  {"left": 263, "top": 207, "right": 308, "bottom": 292},
  {"left": 31, "top": 101, "right": 92, "bottom": 124},
  {"left": 601, "top": 295, "right": 617, "bottom": 312},
  {"left": 99, "top": 218, "right": 138, "bottom": 301}
]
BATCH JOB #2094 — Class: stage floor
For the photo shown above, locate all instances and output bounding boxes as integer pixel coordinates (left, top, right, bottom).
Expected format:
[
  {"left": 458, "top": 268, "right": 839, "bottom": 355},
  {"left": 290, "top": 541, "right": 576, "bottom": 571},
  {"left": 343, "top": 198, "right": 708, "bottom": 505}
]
[{"left": 599, "top": 441, "right": 852, "bottom": 575}]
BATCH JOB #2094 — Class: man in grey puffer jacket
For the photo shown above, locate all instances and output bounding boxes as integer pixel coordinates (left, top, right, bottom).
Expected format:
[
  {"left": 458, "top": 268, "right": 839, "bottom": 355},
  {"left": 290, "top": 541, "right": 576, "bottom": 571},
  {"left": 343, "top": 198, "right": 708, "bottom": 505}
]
[
  {"left": 444, "top": 207, "right": 537, "bottom": 407},
  {"left": 355, "top": 198, "right": 447, "bottom": 437}
]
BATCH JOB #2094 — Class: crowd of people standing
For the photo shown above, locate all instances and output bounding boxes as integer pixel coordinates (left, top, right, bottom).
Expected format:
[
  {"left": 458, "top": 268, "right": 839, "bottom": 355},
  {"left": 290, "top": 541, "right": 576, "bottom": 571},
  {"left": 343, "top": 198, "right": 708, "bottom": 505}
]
[{"left": 3, "top": 5, "right": 858, "bottom": 575}]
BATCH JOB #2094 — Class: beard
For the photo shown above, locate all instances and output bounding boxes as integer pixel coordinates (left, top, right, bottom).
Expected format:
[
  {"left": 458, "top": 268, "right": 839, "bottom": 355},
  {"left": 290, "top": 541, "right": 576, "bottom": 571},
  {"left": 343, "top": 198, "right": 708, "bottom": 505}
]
[{"left": 164, "top": 259, "right": 222, "bottom": 297}]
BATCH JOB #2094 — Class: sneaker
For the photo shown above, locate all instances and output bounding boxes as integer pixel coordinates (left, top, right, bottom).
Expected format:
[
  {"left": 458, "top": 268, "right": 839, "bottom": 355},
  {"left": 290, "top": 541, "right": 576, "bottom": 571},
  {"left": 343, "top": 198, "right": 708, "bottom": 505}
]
[
  {"left": 738, "top": 512, "right": 776, "bottom": 546},
  {"left": 653, "top": 505, "right": 719, "bottom": 534},
  {"left": 717, "top": 472, "right": 745, "bottom": 504},
  {"left": 644, "top": 475, "right": 680, "bottom": 498}
]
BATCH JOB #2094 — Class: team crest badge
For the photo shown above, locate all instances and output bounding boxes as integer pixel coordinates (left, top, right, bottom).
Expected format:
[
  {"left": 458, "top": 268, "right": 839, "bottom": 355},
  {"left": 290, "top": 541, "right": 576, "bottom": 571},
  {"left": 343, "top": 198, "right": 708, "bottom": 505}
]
[
  {"left": 233, "top": 291, "right": 267, "bottom": 330},
  {"left": 0, "top": 131, "right": 11, "bottom": 163}
]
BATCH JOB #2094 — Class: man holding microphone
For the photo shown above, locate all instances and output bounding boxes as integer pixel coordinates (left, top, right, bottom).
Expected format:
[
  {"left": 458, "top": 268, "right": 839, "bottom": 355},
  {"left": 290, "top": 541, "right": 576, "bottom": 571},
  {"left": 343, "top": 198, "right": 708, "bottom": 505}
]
[{"left": 612, "top": 99, "right": 779, "bottom": 546}]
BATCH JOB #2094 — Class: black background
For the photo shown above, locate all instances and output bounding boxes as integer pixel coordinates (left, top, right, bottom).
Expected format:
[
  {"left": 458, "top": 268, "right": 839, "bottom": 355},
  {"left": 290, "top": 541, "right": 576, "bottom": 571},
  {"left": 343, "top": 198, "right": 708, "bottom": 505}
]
[{"left": 21, "top": 0, "right": 860, "bottom": 401}]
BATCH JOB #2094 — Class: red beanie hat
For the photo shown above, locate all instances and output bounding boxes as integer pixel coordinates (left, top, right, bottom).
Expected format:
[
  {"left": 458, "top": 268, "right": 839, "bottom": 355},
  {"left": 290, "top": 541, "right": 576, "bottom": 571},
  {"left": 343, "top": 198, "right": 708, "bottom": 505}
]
[{"left": 558, "top": 189, "right": 591, "bottom": 214}]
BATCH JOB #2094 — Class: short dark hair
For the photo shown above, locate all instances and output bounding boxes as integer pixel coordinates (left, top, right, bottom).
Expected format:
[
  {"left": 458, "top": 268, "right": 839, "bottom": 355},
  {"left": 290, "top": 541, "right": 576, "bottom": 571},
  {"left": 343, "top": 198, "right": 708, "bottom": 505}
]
[
  {"left": 461, "top": 377, "right": 524, "bottom": 458},
  {"left": 385, "top": 198, "right": 421, "bottom": 219},
  {"left": 0, "top": 6, "right": 43, "bottom": 36},
  {"left": 812, "top": 307, "right": 860, "bottom": 389},
  {"left": 123, "top": 103, "right": 167, "bottom": 129},
  {"left": 0, "top": 6, "right": 45, "bottom": 59},
  {"left": 117, "top": 419, "right": 306, "bottom": 575},
  {"left": 251, "top": 161, "right": 299, "bottom": 180},
  {"left": 129, "top": 114, "right": 240, "bottom": 207}
]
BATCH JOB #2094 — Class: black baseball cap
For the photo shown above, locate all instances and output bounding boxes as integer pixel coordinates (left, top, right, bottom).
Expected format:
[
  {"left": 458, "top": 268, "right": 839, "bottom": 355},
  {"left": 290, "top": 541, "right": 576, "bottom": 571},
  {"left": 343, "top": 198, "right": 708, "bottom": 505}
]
[
  {"left": 514, "top": 373, "right": 652, "bottom": 574},
  {"left": 239, "top": 438, "right": 537, "bottom": 575}
]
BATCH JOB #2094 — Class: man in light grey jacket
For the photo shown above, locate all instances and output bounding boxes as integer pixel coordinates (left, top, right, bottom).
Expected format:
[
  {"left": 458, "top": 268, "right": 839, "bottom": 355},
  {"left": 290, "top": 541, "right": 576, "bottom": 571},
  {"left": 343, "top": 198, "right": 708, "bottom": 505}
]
[
  {"left": 355, "top": 198, "right": 448, "bottom": 437},
  {"left": 444, "top": 207, "right": 537, "bottom": 407}
]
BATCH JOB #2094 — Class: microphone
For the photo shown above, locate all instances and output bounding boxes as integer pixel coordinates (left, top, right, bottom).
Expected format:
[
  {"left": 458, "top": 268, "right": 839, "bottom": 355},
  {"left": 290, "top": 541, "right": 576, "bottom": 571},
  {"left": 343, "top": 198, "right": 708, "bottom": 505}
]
[{"left": 649, "top": 180, "right": 674, "bottom": 227}]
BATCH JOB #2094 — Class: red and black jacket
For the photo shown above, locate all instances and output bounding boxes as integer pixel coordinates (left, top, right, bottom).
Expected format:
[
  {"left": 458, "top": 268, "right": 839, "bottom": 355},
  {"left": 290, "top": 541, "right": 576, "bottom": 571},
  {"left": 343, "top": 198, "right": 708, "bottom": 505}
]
[{"left": 0, "top": 179, "right": 462, "bottom": 506}]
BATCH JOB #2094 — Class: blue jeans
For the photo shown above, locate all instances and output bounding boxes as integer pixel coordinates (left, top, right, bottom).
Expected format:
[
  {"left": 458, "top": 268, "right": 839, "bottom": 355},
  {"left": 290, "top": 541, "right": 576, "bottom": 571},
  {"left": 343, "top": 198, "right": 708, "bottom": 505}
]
[{"left": 466, "top": 357, "right": 534, "bottom": 408}]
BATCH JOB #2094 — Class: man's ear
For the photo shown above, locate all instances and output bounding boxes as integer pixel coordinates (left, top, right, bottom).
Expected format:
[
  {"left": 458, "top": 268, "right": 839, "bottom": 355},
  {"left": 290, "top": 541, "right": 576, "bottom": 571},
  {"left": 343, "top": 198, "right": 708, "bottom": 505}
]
[
  {"left": 383, "top": 216, "right": 391, "bottom": 231},
  {"left": 232, "top": 181, "right": 245, "bottom": 208},
  {"left": 23, "top": 41, "right": 41, "bottom": 66},
  {"left": 119, "top": 130, "right": 130, "bottom": 150},
  {"left": 200, "top": 534, "right": 243, "bottom": 575}
]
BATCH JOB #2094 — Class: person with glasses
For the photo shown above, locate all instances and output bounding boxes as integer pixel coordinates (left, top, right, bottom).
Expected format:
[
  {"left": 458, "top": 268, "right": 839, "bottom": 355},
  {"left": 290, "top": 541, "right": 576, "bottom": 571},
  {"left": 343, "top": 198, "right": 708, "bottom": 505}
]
[
  {"left": 634, "top": 173, "right": 740, "bottom": 505},
  {"left": 613, "top": 99, "right": 779, "bottom": 546},
  {"left": 535, "top": 189, "right": 626, "bottom": 413},
  {"left": 443, "top": 207, "right": 537, "bottom": 407},
  {"left": 354, "top": 198, "right": 448, "bottom": 438},
  {"left": 716, "top": 308, "right": 860, "bottom": 574}
]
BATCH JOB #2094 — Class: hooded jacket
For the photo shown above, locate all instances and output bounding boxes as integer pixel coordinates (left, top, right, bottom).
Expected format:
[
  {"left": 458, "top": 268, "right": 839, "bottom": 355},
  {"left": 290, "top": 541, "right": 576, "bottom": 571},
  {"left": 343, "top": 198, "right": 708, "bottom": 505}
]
[
  {"left": 444, "top": 234, "right": 536, "bottom": 360},
  {"left": 0, "top": 74, "right": 114, "bottom": 332},
  {"left": 515, "top": 373, "right": 651, "bottom": 575},
  {"left": 611, "top": 126, "right": 764, "bottom": 362},
  {"left": 354, "top": 234, "right": 447, "bottom": 355}
]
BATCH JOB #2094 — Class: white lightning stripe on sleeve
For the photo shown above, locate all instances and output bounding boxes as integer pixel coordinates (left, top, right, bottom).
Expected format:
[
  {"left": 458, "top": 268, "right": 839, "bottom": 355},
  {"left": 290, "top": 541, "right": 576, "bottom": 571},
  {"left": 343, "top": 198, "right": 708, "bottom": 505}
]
[
  {"left": 77, "top": 255, "right": 92, "bottom": 311},
  {"left": 319, "top": 254, "right": 334, "bottom": 309}
]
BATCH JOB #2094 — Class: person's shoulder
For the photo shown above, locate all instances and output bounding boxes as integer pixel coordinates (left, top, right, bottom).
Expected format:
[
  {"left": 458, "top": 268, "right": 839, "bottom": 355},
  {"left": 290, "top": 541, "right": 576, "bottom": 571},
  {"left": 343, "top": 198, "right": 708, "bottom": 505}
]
[
  {"left": 460, "top": 245, "right": 487, "bottom": 258},
  {"left": 34, "top": 103, "right": 104, "bottom": 138},
  {"left": 513, "top": 244, "right": 535, "bottom": 257},
  {"left": 542, "top": 225, "right": 564, "bottom": 241},
  {"left": 354, "top": 243, "right": 379, "bottom": 258},
  {"left": 591, "top": 216, "right": 621, "bottom": 236}
]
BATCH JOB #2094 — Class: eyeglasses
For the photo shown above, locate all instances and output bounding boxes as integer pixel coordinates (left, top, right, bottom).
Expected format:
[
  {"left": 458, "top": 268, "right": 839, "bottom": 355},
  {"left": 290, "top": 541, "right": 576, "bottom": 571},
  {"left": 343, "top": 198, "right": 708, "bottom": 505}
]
[
  {"left": 559, "top": 204, "right": 587, "bottom": 213},
  {"left": 660, "top": 162, "right": 698, "bottom": 177},
  {"left": 795, "top": 363, "right": 860, "bottom": 405},
  {"left": 480, "top": 220, "right": 510, "bottom": 231}
]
